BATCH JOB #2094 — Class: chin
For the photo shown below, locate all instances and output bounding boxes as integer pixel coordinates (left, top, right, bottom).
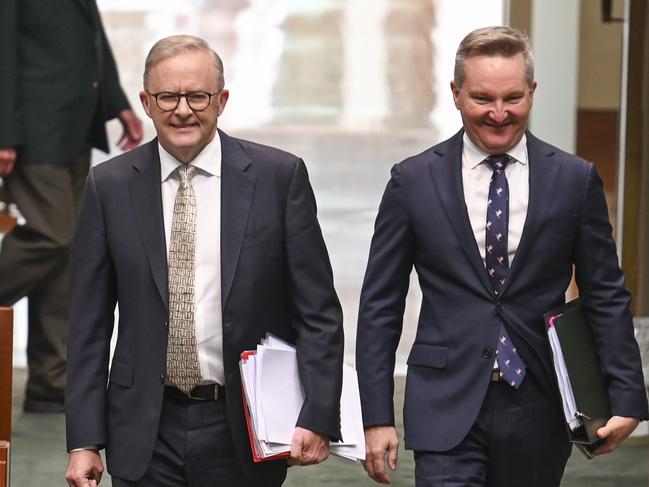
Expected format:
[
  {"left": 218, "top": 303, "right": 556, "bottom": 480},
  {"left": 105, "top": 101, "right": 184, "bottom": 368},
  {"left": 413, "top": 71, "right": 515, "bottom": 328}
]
[
  {"left": 483, "top": 135, "right": 517, "bottom": 152},
  {"left": 169, "top": 136, "right": 200, "bottom": 148}
]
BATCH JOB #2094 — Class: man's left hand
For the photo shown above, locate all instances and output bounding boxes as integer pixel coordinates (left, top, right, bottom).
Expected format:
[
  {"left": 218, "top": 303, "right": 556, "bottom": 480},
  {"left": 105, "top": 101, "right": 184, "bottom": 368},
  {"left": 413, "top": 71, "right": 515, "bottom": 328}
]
[
  {"left": 117, "top": 109, "right": 143, "bottom": 151},
  {"left": 594, "top": 416, "right": 640, "bottom": 455},
  {"left": 287, "top": 426, "right": 330, "bottom": 466}
]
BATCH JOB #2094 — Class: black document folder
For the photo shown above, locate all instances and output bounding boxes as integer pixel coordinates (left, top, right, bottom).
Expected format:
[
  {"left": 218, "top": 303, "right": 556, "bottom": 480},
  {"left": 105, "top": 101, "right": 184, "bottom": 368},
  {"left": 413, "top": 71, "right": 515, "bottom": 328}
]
[{"left": 543, "top": 299, "right": 611, "bottom": 458}]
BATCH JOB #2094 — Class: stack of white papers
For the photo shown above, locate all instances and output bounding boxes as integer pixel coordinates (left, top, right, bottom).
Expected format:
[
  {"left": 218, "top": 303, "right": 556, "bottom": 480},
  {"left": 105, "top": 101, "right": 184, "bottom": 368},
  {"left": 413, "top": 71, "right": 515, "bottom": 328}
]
[
  {"left": 239, "top": 334, "right": 366, "bottom": 462},
  {"left": 546, "top": 314, "right": 582, "bottom": 431}
]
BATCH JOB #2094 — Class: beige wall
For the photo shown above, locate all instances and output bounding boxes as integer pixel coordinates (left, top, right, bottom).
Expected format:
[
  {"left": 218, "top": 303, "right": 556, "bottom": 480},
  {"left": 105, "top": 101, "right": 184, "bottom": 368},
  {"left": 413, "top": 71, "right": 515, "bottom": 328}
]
[
  {"left": 508, "top": 0, "right": 532, "bottom": 36},
  {"left": 578, "top": 0, "right": 624, "bottom": 110},
  {"left": 510, "top": 0, "right": 624, "bottom": 110}
]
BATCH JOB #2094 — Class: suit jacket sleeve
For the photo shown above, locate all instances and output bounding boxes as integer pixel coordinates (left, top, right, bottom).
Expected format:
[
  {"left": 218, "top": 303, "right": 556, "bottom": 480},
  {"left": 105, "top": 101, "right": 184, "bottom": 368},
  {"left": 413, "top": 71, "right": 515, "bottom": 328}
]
[
  {"left": 0, "top": 0, "right": 22, "bottom": 147},
  {"left": 574, "top": 164, "right": 649, "bottom": 419},
  {"left": 356, "top": 163, "right": 415, "bottom": 428},
  {"left": 65, "top": 168, "right": 118, "bottom": 451},
  {"left": 284, "top": 158, "right": 344, "bottom": 440}
]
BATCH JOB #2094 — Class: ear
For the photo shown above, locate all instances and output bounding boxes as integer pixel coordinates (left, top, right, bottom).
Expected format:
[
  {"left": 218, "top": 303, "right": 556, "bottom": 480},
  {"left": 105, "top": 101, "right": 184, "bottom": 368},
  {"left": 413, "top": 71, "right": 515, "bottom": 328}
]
[
  {"left": 450, "top": 80, "right": 461, "bottom": 109},
  {"left": 139, "top": 90, "right": 153, "bottom": 118},
  {"left": 528, "top": 80, "right": 537, "bottom": 106},
  {"left": 217, "top": 89, "right": 230, "bottom": 117}
]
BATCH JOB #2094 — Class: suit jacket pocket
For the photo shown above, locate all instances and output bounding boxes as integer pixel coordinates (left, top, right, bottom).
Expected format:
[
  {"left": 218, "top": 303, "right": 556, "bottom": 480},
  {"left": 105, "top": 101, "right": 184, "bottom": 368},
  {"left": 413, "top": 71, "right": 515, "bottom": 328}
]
[
  {"left": 109, "top": 359, "right": 134, "bottom": 388},
  {"left": 407, "top": 343, "right": 449, "bottom": 368}
]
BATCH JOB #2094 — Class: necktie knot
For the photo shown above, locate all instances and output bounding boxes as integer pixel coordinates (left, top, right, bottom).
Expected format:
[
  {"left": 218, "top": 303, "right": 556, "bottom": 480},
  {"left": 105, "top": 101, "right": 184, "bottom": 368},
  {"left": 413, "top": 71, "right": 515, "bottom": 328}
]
[
  {"left": 485, "top": 154, "right": 511, "bottom": 173},
  {"left": 179, "top": 164, "right": 197, "bottom": 186}
]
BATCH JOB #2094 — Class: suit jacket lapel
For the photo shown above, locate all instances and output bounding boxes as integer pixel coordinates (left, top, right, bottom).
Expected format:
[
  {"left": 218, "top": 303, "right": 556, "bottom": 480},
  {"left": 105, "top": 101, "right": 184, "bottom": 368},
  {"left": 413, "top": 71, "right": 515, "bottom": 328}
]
[
  {"left": 502, "top": 132, "right": 561, "bottom": 295},
  {"left": 129, "top": 140, "right": 168, "bottom": 309},
  {"left": 430, "top": 130, "right": 493, "bottom": 295},
  {"left": 219, "top": 130, "right": 256, "bottom": 308}
]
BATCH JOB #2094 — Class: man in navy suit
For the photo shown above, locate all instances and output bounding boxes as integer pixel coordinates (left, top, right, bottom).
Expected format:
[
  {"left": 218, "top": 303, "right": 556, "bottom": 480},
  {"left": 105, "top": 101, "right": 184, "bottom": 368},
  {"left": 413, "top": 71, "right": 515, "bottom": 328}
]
[
  {"left": 356, "top": 26, "right": 648, "bottom": 486},
  {"left": 65, "top": 35, "right": 343, "bottom": 486}
]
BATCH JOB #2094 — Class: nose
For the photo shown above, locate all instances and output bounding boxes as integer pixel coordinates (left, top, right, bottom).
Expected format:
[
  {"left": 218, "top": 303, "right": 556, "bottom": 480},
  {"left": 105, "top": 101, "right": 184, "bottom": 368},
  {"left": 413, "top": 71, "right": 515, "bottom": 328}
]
[
  {"left": 489, "top": 101, "right": 507, "bottom": 124},
  {"left": 174, "top": 96, "right": 192, "bottom": 117}
]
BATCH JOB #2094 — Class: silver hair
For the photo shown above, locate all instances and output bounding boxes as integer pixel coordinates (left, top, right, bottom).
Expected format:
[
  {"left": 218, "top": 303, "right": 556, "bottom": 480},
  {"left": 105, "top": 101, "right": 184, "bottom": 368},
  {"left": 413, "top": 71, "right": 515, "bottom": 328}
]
[{"left": 143, "top": 35, "right": 225, "bottom": 90}]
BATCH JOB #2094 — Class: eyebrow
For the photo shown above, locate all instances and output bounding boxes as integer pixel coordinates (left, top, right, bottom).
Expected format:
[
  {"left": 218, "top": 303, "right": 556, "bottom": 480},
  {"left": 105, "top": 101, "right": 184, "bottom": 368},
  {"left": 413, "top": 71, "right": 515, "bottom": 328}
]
[{"left": 467, "top": 89, "right": 527, "bottom": 98}]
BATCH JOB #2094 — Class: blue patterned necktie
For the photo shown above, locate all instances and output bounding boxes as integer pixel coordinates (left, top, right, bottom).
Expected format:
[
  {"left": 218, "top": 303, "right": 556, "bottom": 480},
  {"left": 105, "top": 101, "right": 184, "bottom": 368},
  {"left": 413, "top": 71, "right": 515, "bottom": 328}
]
[{"left": 485, "top": 154, "right": 526, "bottom": 389}]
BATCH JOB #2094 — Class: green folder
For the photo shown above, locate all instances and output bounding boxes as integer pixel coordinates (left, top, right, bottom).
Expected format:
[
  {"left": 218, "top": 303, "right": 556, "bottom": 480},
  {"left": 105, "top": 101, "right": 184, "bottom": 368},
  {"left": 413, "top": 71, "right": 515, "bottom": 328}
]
[{"left": 544, "top": 299, "right": 611, "bottom": 458}]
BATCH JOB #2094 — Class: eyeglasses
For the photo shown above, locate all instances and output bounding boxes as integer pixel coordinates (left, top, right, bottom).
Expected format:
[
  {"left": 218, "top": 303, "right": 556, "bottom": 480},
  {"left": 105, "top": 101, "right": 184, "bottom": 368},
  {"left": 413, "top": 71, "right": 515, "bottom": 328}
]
[{"left": 148, "top": 91, "right": 216, "bottom": 112}]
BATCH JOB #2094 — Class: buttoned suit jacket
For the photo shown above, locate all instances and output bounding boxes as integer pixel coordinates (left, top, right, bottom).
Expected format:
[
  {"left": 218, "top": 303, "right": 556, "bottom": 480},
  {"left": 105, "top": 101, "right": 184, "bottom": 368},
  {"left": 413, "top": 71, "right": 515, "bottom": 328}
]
[
  {"left": 65, "top": 131, "right": 344, "bottom": 482},
  {"left": 0, "top": 0, "right": 130, "bottom": 164},
  {"left": 356, "top": 129, "right": 648, "bottom": 452}
]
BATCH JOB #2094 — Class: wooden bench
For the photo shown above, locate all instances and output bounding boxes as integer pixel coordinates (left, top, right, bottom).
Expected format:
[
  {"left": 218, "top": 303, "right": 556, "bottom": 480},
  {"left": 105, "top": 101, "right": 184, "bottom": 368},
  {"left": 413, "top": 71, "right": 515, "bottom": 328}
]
[{"left": 0, "top": 307, "right": 13, "bottom": 487}]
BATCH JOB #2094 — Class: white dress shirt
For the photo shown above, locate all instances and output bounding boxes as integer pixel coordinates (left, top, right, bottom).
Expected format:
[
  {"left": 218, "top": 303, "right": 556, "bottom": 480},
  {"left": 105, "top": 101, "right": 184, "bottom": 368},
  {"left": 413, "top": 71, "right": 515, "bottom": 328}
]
[
  {"left": 461, "top": 133, "right": 530, "bottom": 267},
  {"left": 159, "top": 135, "right": 224, "bottom": 385}
]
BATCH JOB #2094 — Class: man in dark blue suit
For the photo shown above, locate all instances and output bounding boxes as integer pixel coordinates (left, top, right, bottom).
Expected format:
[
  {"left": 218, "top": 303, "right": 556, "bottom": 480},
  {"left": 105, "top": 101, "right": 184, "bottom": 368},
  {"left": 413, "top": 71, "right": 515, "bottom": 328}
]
[
  {"left": 356, "top": 26, "right": 648, "bottom": 486},
  {"left": 65, "top": 35, "right": 343, "bottom": 486}
]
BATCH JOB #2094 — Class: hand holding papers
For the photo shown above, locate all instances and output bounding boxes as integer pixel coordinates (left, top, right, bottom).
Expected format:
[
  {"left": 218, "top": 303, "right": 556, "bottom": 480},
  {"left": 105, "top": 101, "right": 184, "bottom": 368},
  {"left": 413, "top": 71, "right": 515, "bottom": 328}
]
[
  {"left": 544, "top": 300, "right": 611, "bottom": 458},
  {"left": 239, "top": 334, "right": 366, "bottom": 463}
]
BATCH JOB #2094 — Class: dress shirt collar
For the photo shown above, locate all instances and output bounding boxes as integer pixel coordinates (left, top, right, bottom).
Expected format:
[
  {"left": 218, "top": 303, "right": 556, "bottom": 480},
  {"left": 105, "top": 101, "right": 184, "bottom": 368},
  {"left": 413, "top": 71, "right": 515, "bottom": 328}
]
[
  {"left": 159, "top": 132, "right": 222, "bottom": 182},
  {"left": 462, "top": 132, "right": 529, "bottom": 169}
]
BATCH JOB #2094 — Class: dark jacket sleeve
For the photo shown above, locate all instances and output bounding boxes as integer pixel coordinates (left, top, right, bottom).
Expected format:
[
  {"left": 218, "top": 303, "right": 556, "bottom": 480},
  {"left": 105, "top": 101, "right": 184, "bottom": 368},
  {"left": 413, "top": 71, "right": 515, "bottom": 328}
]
[
  {"left": 574, "top": 164, "right": 649, "bottom": 419},
  {"left": 356, "top": 163, "right": 415, "bottom": 428},
  {"left": 0, "top": 0, "right": 23, "bottom": 148},
  {"left": 284, "top": 158, "right": 344, "bottom": 440},
  {"left": 65, "top": 168, "right": 117, "bottom": 451}
]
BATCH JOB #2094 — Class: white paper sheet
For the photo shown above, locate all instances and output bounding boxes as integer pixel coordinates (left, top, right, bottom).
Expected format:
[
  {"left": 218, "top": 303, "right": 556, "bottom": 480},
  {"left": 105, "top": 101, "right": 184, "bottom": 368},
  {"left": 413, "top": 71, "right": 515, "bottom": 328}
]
[
  {"left": 240, "top": 335, "right": 365, "bottom": 461},
  {"left": 547, "top": 322, "right": 581, "bottom": 430}
]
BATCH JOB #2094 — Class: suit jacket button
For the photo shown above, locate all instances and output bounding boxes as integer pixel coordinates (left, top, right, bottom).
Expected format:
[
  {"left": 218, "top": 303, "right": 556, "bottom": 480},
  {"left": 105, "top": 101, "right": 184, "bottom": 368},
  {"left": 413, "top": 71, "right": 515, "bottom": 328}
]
[
  {"left": 482, "top": 347, "right": 493, "bottom": 359},
  {"left": 497, "top": 303, "right": 505, "bottom": 311},
  {"left": 160, "top": 374, "right": 165, "bottom": 383},
  {"left": 224, "top": 321, "right": 232, "bottom": 329}
]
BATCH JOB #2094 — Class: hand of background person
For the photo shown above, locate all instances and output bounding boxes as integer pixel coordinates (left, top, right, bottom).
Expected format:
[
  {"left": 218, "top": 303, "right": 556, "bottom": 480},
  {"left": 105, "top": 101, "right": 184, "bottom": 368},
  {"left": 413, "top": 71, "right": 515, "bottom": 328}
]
[
  {"left": 0, "top": 148, "right": 16, "bottom": 177},
  {"left": 594, "top": 416, "right": 640, "bottom": 455},
  {"left": 363, "top": 425, "right": 399, "bottom": 484},
  {"left": 117, "top": 109, "right": 143, "bottom": 151},
  {"left": 66, "top": 449, "right": 104, "bottom": 487},
  {"left": 287, "top": 426, "right": 330, "bottom": 466}
]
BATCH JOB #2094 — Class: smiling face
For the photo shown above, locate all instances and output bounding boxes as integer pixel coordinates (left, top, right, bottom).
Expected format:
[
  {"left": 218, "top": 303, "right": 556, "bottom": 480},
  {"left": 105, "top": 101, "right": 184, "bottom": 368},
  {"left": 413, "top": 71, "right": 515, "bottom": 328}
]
[
  {"left": 139, "top": 50, "right": 229, "bottom": 163},
  {"left": 451, "top": 53, "right": 536, "bottom": 155}
]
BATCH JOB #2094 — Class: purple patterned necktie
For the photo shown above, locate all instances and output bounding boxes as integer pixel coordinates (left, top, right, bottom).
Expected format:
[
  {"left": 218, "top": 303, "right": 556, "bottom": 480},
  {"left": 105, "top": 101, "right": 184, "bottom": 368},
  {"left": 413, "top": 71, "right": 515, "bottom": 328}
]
[{"left": 485, "top": 154, "right": 526, "bottom": 389}]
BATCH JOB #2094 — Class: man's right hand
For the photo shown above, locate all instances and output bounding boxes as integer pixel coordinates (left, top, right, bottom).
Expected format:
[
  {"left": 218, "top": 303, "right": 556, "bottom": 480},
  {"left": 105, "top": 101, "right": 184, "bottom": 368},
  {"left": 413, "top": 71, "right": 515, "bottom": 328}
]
[
  {"left": 0, "top": 148, "right": 16, "bottom": 177},
  {"left": 66, "top": 450, "right": 104, "bottom": 487},
  {"left": 363, "top": 425, "right": 399, "bottom": 484}
]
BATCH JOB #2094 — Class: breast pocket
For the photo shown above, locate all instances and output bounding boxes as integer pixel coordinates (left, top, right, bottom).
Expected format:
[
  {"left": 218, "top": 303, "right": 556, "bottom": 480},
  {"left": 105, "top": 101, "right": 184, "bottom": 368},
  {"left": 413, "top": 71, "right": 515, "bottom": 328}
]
[
  {"left": 535, "top": 214, "right": 578, "bottom": 239},
  {"left": 242, "top": 222, "right": 277, "bottom": 248}
]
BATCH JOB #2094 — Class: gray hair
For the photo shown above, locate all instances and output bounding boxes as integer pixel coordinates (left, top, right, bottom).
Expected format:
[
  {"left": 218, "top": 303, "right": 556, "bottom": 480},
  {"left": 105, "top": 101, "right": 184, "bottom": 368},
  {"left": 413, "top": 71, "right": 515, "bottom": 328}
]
[
  {"left": 143, "top": 35, "right": 225, "bottom": 91},
  {"left": 454, "top": 26, "right": 534, "bottom": 88}
]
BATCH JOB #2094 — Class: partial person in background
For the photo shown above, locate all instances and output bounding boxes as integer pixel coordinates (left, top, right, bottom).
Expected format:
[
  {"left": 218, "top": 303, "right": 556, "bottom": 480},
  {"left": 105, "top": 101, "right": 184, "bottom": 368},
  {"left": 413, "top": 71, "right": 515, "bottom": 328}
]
[
  {"left": 0, "top": 0, "right": 142, "bottom": 412},
  {"left": 65, "top": 35, "right": 343, "bottom": 487},
  {"left": 356, "top": 26, "right": 648, "bottom": 486}
]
